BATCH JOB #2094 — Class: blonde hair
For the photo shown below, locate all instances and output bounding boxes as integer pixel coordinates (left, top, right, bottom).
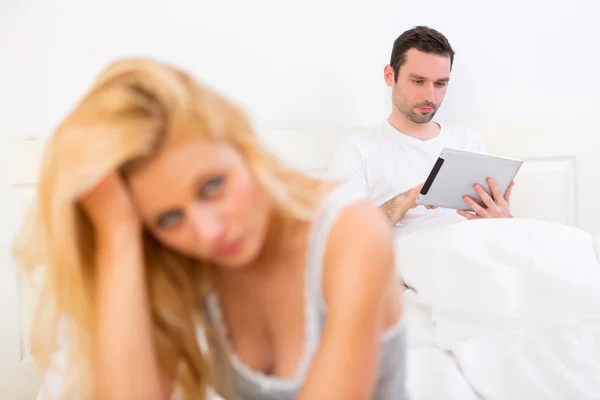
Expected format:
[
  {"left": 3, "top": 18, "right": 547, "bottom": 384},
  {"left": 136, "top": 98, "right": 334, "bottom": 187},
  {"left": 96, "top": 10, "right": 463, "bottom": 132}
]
[{"left": 12, "top": 58, "right": 318, "bottom": 399}]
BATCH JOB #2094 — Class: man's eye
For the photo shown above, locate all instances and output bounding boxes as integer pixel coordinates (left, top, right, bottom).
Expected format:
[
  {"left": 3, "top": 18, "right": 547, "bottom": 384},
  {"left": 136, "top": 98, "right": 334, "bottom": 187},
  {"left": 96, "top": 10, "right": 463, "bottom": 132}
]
[
  {"left": 435, "top": 82, "right": 447, "bottom": 87},
  {"left": 199, "top": 176, "right": 225, "bottom": 199},
  {"left": 413, "top": 80, "right": 423, "bottom": 85}
]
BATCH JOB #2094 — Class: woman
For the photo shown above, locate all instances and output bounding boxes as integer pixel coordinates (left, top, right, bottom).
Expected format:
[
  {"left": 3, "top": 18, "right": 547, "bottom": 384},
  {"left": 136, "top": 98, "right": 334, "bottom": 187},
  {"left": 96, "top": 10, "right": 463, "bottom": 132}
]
[{"left": 13, "top": 58, "right": 408, "bottom": 400}]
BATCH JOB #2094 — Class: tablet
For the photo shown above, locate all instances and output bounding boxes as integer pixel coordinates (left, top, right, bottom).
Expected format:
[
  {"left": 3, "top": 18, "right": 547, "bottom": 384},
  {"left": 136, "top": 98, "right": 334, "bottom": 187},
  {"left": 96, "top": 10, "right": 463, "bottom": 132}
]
[{"left": 415, "top": 147, "right": 523, "bottom": 211}]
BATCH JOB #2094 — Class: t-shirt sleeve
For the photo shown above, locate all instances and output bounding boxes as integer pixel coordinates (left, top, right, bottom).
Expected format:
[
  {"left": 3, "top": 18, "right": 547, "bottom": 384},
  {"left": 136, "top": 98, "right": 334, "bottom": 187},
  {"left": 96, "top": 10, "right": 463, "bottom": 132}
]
[
  {"left": 476, "top": 134, "right": 489, "bottom": 154},
  {"left": 464, "top": 127, "right": 489, "bottom": 154},
  {"left": 326, "top": 137, "right": 369, "bottom": 197}
]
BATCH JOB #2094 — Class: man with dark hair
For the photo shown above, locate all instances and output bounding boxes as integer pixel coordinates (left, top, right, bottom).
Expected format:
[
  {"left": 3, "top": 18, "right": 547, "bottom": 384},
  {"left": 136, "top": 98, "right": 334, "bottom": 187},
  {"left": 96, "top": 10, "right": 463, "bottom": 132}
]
[{"left": 327, "top": 26, "right": 513, "bottom": 233}]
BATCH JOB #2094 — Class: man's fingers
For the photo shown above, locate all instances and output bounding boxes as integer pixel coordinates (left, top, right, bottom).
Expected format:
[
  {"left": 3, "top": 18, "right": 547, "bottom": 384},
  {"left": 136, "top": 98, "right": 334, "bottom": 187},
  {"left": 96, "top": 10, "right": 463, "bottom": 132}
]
[
  {"left": 402, "top": 183, "right": 423, "bottom": 196},
  {"left": 487, "top": 178, "right": 503, "bottom": 203},
  {"left": 473, "top": 184, "right": 497, "bottom": 211},
  {"left": 412, "top": 183, "right": 424, "bottom": 195},
  {"left": 464, "top": 195, "right": 490, "bottom": 218},
  {"left": 457, "top": 210, "right": 480, "bottom": 220},
  {"left": 504, "top": 180, "right": 515, "bottom": 202},
  {"left": 404, "top": 187, "right": 420, "bottom": 210},
  {"left": 408, "top": 183, "right": 423, "bottom": 200}
]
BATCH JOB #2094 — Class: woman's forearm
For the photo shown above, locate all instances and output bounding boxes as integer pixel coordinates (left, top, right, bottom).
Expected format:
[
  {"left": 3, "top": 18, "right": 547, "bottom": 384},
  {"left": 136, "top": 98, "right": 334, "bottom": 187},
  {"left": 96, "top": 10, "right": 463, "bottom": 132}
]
[{"left": 94, "top": 230, "right": 169, "bottom": 400}]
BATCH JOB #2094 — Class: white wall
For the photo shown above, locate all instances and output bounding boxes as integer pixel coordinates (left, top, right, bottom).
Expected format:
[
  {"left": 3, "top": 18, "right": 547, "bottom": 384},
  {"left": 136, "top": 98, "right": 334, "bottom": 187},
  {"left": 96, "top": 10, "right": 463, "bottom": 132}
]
[
  {"left": 0, "top": 0, "right": 389, "bottom": 142},
  {"left": 1, "top": 0, "right": 599, "bottom": 141},
  {"left": 1, "top": 3, "right": 600, "bottom": 397}
]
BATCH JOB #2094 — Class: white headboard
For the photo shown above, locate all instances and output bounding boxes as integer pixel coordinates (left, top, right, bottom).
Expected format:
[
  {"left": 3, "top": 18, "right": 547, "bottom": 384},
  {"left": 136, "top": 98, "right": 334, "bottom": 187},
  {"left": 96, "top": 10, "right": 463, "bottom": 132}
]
[
  {"left": 257, "top": 119, "right": 600, "bottom": 236},
  {"left": 2, "top": 118, "right": 599, "bottom": 238},
  {"left": 256, "top": 127, "right": 357, "bottom": 178}
]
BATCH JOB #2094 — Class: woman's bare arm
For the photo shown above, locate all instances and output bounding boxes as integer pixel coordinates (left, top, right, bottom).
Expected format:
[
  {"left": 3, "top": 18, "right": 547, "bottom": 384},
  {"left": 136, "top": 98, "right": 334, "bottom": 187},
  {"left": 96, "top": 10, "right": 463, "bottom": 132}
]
[
  {"left": 94, "top": 229, "right": 172, "bottom": 400},
  {"left": 297, "top": 201, "right": 402, "bottom": 399},
  {"left": 80, "top": 174, "right": 172, "bottom": 400}
]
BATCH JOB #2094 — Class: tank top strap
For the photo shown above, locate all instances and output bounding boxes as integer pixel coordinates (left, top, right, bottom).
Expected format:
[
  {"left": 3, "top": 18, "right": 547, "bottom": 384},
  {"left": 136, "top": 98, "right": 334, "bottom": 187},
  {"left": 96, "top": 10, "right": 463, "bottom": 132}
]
[{"left": 305, "top": 183, "right": 368, "bottom": 312}]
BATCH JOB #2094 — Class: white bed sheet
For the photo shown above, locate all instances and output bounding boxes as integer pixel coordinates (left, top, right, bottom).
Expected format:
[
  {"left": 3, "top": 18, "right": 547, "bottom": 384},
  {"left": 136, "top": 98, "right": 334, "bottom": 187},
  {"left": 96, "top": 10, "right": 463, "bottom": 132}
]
[
  {"left": 403, "top": 289, "right": 482, "bottom": 399},
  {"left": 406, "top": 347, "right": 480, "bottom": 400},
  {"left": 396, "top": 217, "right": 600, "bottom": 400}
]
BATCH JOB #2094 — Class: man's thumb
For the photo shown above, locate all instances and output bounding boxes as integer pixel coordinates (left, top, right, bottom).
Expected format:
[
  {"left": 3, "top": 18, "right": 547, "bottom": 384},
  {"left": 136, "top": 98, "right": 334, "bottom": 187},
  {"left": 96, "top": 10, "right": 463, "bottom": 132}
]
[{"left": 411, "top": 183, "right": 424, "bottom": 197}]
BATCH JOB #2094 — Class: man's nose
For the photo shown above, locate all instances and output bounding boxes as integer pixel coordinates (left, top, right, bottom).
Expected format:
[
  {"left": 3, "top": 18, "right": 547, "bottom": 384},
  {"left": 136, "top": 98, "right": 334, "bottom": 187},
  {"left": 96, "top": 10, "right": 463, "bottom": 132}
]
[{"left": 422, "top": 83, "right": 436, "bottom": 103}]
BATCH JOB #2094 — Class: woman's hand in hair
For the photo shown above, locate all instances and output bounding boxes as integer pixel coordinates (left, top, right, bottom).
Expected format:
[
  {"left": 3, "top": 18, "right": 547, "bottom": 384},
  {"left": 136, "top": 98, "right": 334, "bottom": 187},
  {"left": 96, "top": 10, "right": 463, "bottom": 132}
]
[
  {"left": 80, "top": 172, "right": 140, "bottom": 241},
  {"left": 83, "top": 173, "right": 171, "bottom": 400}
]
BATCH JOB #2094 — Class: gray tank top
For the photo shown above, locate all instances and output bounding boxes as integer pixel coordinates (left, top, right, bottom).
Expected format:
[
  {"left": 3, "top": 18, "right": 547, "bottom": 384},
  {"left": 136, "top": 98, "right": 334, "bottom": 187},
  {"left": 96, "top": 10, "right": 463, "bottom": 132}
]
[{"left": 204, "top": 183, "right": 409, "bottom": 400}]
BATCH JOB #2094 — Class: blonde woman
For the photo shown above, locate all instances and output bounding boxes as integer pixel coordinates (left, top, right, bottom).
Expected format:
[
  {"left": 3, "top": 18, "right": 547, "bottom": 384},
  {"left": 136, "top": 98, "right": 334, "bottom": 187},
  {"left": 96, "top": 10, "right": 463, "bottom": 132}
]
[{"left": 13, "top": 58, "right": 408, "bottom": 400}]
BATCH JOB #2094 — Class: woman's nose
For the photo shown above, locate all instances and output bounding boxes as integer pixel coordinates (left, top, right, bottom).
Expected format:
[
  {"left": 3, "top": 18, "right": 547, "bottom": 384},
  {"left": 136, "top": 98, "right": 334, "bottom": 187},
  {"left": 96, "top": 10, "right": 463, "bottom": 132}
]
[{"left": 189, "top": 207, "right": 227, "bottom": 247}]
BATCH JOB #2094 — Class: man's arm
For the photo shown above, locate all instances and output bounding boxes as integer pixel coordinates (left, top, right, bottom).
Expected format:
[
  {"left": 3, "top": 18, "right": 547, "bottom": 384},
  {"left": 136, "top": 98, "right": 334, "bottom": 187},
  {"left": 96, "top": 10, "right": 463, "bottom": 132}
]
[
  {"left": 328, "top": 137, "right": 428, "bottom": 226},
  {"left": 378, "top": 184, "right": 422, "bottom": 226}
]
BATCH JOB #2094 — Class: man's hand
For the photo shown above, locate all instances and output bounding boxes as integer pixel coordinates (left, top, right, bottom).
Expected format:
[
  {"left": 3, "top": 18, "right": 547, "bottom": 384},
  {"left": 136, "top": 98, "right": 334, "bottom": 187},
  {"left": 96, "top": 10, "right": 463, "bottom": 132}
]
[
  {"left": 379, "top": 183, "right": 423, "bottom": 226},
  {"left": 458, "top": 178, "right": 515, "bottom": 220}
]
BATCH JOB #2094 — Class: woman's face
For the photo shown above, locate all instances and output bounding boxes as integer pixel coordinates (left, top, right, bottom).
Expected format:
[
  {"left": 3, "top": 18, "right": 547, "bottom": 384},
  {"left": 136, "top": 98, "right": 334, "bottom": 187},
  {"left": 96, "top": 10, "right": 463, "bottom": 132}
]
[{"left": 126, "top": 139, "right": 274, "bottom": 269}]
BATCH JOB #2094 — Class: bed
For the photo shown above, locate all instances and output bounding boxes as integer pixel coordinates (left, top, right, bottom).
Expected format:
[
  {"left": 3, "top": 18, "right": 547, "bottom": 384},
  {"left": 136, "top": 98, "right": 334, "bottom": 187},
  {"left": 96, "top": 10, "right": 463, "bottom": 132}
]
[
  {"left": 1, "top": 119, "right": 600, "bottom": 399},
  {"left": 256, "top": 119, "right": 600, "bottom": 399}
]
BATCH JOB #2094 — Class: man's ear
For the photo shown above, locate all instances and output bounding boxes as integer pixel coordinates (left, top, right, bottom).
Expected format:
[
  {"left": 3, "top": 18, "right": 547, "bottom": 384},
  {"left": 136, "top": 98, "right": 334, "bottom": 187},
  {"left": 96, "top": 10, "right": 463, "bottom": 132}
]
[{"left": 383, "top": 65, "right": 396, "bottom": 87}]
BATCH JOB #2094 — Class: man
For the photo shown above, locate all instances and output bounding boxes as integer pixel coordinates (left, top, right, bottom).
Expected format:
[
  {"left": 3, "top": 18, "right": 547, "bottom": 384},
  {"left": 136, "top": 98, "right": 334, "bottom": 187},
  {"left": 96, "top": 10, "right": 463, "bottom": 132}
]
[{"left": 327, "top": 26, "right": 514, "bottom": 233}]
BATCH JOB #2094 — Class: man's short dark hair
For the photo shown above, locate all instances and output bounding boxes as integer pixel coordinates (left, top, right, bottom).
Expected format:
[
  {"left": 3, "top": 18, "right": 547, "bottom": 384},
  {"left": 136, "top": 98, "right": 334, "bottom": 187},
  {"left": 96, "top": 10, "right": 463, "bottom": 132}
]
[{"left": 390, "top": 26, "right": 455, "bottom": 82}]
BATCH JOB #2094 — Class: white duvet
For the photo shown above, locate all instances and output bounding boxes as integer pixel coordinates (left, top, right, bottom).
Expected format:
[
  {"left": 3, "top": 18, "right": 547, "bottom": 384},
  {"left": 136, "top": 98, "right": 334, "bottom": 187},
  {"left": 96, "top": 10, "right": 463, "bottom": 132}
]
[{"left": 397, "top": 218, "right": 600, "bottom": 400}]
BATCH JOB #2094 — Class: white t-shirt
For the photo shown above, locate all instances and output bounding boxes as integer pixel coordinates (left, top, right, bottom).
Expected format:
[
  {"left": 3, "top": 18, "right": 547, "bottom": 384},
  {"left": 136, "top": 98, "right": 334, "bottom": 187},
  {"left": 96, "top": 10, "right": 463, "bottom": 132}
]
[{"left": 327, "top": 120, "right": 488, "bottom": 234}]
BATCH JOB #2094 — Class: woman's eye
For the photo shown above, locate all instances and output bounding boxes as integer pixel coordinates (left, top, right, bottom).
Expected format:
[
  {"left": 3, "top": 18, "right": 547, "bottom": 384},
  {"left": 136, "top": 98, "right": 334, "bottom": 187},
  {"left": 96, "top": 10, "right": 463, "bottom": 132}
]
[
  {"left": 156, "top": 211, "right": 183, "bottom": 229},
  {"left": 199, "top": 176, "right": 225, "bottom": 199}
]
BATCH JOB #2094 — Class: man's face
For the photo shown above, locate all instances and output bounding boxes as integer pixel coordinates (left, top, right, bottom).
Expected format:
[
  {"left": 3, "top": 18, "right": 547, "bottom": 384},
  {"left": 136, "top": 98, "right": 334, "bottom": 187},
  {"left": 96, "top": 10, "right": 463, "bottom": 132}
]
[{"left": 385, "top": 48, "right": 452, "bottom": 124}]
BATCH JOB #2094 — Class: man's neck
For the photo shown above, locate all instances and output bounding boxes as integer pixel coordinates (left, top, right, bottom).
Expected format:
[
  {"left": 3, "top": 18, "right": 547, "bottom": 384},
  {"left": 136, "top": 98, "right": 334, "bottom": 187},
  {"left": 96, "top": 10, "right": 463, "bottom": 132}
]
[{"left": 387, "top": 112, "right": 441, "bottom": 141}]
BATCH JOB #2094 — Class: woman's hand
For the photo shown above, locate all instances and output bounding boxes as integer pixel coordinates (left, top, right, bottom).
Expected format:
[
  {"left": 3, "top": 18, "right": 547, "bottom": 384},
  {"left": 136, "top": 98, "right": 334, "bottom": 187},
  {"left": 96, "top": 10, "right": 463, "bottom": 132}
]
[
  {"left": 79, "top": 172, "right": 141, "bottom": 239},
  {"left": 83, "top": 173, "right": 171, "bottom": 400}
]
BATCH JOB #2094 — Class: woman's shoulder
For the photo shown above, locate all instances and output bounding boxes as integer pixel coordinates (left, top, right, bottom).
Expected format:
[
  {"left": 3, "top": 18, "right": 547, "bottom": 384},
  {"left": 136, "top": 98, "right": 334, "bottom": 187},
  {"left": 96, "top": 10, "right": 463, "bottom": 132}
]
[
  {"left": 324, "top": 195, "right": 393, "bottom": 263},
  {"left": 309, "top": 180, "right": 392, "bottom": 257},
  {"left": 315, "top": 182, "right": 396, "bottom": 298},
  {"left": 318, "top": 180, "right": 387, "bottom": 228},
  {"left": 312, "top": 181, "right": 373, "bottom": 218}
]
